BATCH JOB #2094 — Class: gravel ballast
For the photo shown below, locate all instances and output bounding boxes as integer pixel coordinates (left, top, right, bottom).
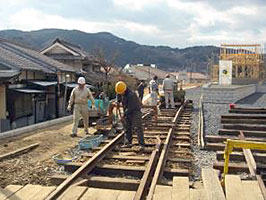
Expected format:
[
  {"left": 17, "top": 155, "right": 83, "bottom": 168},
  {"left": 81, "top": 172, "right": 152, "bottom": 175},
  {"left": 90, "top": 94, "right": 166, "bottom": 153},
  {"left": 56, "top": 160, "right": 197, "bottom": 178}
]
[{"left": 186, "top": 87, "right": 266, "bottom": 180}]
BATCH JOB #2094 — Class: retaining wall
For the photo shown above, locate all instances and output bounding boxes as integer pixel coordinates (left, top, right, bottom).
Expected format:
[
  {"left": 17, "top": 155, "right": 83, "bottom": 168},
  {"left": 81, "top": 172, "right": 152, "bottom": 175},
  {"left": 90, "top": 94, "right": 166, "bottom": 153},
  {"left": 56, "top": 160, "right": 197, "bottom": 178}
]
[
  {"left": 0, "top": 115, "right": 72, "bottom": 140},
  {"left": 203, "top": 84, "right": 256, "bottom": 103},
  {"left": 256, "top": 84, "right": 266, "bottom": 93}
]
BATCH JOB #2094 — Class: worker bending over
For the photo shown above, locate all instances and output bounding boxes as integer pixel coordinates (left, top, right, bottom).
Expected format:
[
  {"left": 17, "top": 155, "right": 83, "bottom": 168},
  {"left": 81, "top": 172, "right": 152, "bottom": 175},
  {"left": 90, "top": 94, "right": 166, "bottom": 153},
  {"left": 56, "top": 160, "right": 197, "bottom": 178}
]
[
  {"left": 115, "top": 81, "right": 145, "bottom": 149},
  {"left": 67, "top": 77, "right": 95, "bottom": 137},
  {"left": 163, "top": 74, "right": 175, "bottom": 109},
  {"left": 149, "top": 76, "right": 159, "bottom": 106}
]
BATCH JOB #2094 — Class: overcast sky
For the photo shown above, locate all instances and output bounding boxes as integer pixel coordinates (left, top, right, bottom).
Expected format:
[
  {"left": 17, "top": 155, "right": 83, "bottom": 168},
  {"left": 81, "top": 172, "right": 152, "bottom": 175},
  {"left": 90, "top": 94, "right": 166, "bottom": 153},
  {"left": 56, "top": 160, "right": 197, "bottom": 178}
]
[{"left": 0, "top": 0, "right": 266, "bottom": 48}]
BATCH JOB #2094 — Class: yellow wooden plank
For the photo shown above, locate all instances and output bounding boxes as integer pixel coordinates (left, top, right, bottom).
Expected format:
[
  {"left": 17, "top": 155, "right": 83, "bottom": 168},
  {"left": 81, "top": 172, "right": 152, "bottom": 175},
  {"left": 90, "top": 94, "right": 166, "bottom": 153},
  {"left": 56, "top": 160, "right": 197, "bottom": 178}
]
[
  {"left": 153, "top": 185, "right": 172, "bottom": 200},
  {"left": 242, "top": 181, "right": 264, "bottom": 200},
  {"left": 202, "top": 169, "right": 226, "bottom": 200},
  {"left": 59, "top": 186, "right": 87, "bottom": 200},
  {"left": 117, "top": 190, "right": 135, "bottom": 200},
  {"left": 80, "top": 188, "right": 120, "bottom": 200},
  {"left": 2, "top": 185, "right": 23, "bottom": 200},
  {"left": 225, "top": 175, "right": 245, "bottom": 200},
  {"left": 189, "top": 189, "right": 207, "bottom": 200},
  {"left": 172, "top": 177, "right": 189, "bottom": 200}
]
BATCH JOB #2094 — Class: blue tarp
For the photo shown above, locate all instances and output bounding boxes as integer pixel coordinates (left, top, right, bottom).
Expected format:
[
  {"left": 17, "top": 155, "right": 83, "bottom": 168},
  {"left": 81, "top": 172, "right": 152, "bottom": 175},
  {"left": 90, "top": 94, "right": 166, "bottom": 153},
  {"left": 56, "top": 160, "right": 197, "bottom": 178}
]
[{"left": 88, "top": 99, "right": 109, "bottom": 114}]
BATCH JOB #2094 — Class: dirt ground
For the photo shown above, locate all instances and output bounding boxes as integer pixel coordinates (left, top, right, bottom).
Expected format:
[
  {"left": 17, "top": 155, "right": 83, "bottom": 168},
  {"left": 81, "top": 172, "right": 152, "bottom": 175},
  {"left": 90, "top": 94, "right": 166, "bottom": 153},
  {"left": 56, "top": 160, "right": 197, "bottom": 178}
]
[{"left": 0, "top": 121, "right": 96, "bottom": 188}]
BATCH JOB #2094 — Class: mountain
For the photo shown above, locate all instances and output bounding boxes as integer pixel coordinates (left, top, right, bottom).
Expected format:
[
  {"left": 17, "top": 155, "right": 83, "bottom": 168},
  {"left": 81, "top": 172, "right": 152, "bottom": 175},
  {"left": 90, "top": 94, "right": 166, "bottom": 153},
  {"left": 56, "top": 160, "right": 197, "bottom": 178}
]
[{"left": 0, "top": 29, "right": 219, "bottom": 72}]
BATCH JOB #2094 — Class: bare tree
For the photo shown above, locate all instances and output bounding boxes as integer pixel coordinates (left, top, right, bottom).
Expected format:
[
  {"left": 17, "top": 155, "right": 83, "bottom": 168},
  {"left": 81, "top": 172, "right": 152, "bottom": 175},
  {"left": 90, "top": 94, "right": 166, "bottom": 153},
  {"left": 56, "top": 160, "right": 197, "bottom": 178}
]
[{"left": 93, "top": 48, "right": 119, "bottom": 80}]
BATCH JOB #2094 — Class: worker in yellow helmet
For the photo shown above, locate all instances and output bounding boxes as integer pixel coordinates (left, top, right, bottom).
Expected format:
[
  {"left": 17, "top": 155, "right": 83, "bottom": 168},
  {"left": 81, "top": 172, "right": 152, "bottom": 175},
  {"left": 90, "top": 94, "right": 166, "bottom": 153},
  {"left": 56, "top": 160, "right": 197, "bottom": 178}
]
[{"left": 115, "top": 81, "right": 145, "bottom": 149}]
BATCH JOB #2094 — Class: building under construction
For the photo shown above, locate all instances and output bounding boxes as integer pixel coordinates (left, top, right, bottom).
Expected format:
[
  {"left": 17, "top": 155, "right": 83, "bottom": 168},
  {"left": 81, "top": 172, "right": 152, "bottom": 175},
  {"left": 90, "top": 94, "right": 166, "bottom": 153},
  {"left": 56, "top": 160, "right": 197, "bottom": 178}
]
[{"left": 212, "top": 44, "right": 265, "bottom": 84}]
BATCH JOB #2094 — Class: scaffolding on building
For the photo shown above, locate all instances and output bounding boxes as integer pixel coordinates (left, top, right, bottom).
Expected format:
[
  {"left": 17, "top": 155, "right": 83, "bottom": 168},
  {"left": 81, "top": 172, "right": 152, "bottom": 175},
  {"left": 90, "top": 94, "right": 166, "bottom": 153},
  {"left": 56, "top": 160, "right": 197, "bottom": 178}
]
[{"left": 219, "top": 44, "right": 264, "bottom": 80}]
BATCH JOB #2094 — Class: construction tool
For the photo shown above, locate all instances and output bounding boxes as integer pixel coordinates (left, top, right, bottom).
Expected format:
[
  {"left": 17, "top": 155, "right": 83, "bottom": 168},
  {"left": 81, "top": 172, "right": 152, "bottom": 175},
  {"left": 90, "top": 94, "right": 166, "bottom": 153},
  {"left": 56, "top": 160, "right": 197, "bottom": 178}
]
[{"left": 95, "top": 102, "right": 124, "bottom": 134}]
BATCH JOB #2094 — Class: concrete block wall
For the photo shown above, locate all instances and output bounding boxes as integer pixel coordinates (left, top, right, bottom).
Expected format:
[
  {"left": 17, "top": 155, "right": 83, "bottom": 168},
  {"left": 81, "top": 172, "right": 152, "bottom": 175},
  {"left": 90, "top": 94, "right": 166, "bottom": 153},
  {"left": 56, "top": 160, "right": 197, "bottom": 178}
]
[
  {"left": 0, "top": 115, "right": 72, "bottom": 140},
  {"left": 203, "top": 85, "right": 256, "bottom": 103},
  {"left": 256, "top": 84, "right": 266, "bottom": 93}
]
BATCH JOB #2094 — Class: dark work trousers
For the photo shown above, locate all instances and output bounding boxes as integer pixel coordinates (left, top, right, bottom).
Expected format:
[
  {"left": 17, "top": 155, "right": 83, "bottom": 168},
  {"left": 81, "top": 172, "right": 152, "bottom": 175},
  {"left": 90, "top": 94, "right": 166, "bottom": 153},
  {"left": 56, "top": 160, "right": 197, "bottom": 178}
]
[
  {"left": 125, "top": 111, "right": 145, "bottom": 146},
  {"left": 139, "top": 92, "right": 144, "bottom": 102}
]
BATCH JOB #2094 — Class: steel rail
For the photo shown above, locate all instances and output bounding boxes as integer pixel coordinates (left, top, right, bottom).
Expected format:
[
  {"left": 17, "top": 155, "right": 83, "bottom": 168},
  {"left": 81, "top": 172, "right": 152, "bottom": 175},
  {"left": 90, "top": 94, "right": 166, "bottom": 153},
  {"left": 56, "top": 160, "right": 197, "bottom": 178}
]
[
  {"left": 46, "top": 112, "right": 151, "bottom": 200},
  {"left": 133, "top": 136, "right": 162, "bottom": 200},
  {"left": 146, "top": 101, "right": 186, "bottom": 200}
]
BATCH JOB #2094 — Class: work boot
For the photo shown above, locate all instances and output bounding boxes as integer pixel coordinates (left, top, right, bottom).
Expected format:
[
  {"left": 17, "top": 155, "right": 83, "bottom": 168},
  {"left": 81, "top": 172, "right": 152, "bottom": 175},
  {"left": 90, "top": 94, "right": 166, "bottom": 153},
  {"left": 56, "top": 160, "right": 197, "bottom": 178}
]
[
  {"left": 70, "top": 133, "right": 77, "bottom": 137},
  {"left": 121, "top": 143, "right": 133, "bottom": 148},
  {"left": 139, "top": 144, "right": 146, "bottom": 151}
]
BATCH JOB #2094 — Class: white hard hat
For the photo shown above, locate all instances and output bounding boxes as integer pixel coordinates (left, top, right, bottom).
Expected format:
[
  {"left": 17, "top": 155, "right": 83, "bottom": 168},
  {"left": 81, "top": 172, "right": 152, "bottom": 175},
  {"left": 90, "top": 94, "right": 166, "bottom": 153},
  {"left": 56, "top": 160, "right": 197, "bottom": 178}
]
[{"left": 77, "top": 77, "right": 86, "bottom": 84}]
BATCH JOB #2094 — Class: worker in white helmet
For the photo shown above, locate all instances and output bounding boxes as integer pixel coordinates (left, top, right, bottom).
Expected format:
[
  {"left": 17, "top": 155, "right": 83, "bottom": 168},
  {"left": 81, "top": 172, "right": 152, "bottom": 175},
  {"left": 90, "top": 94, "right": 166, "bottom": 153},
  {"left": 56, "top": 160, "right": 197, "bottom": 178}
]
[{"left": 67, "top": 77, "right": 95, "bottom": 137}]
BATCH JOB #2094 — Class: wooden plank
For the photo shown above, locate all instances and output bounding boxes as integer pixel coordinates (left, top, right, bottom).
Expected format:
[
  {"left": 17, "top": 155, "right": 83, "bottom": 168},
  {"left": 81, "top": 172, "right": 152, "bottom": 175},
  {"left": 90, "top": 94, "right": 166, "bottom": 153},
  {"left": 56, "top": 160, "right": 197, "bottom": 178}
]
[
  {"left": 117, "top": 190, "right": 136, "bottom": 200},
  {"left": 0, "top": 143, "right": 39, "bottom": 161},
  {"left": 171, "top": 143, "right": 191, "bottom": 148},
  {"left": 202, "top": 168, "right": 226, "bottom": 200},
  {"left": 229, "top": 108, "right": 266, "bottom": 114},
  {"left": 83, "top": 153, "right": 150, "bottom": 162},
  {"left": 221, "top": 115, "right": 266, "bottom": 120},
  {"left": 256, "top": 175, "right": 266, "bottom": 200},
  {"left": 50, "top": 175, "right": 140, "bottom": 190},
  {"left": 238, "top": 132, "right": 256, "bottom": 177},
  {"left": 206, "top": 143, "right": 266, "bottom": 153},
  {"left": 225, "top": 175, "right": 245, "bottom": 200},
  {"left": 111, "top": 155, "right": 149, "bottom": 161},
  {"left": 126, "top": 160, "right": 145, "bottom": 164},
  {"left": 239, "top": 131, "right": 266, "bottom": 199},
  {"left": 223, "top": 124, "right": 266, "bottom": 132},
  {"left": 153, "top": 185, "right": 172, "bottom": 200},
  {"left": 80, "top": 188, "right": 120, "bottom": 200},
  {"left": 172, "top": 177, "right": 189, "bottom": 200},
  {"left": 9, "top": 184, "right": 43, "bottom": 200},
  {"left": 213, "top": 161, "right": 249, "bottom": 173},
  {"left": 58, "top": 186, "right": 87, "bottom": 200},
  {"left": 164, "top": 168, "right": 189, "bottom": 177},
  {"left": 0, "top": 185, "right": 23, "bottom": 200},
  {"left": 242, "top": 181, "right": 264, "bottom": 200},
  {"left": 30, "top": 186, "right": 55, "bottom": 200},
  {"left": 167, "top": 158, "right": 192, "bottom": 163},
  {"left": 221, "top": 118, "right": 266, "bottom": 125},
  {"left": 218, "top": 129, "right": 266, "bottom": 138},
  {"left": 216, "top": 151, "right": 266, "bottom": 163},
  {"left": 189, "top": 189, "right": 207, "bottom": 200},
  {"left": 205, "top": 135, "right": 266, "bottom": 143},
  {"left": 0, "top": 188, "right": 7, "bottom": 200}
]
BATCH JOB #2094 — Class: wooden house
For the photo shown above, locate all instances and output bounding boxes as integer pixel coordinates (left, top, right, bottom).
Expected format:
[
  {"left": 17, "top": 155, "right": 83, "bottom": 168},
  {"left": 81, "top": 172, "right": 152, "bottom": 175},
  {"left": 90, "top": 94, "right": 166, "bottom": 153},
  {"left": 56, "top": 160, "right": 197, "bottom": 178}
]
[
  {"left": 0, "top": 38, "right": 77, "bottom": 132},
  {"left": 40, "top": 38, "right": 105, "bottom": 84}
]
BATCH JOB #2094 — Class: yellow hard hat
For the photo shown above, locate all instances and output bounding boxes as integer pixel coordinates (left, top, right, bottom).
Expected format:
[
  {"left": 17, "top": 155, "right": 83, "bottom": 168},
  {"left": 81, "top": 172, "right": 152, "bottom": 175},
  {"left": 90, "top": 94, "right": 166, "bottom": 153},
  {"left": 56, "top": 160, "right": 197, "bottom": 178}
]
[{"left": 115, "top": 81, "right": 127, "bottom": 94}]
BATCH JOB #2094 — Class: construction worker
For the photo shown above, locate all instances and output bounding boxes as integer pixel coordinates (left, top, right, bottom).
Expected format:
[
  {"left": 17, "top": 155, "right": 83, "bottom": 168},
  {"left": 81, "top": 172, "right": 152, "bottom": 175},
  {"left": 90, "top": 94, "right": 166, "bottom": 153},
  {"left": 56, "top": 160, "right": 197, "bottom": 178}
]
[
  {"left": 115, "top": 81, "right": 145, "bottom": 149},
  {"left": 179, "top": 85, "right": 186, "bottom": 105},
  {"left": 67, "top": 77, "right": 95, "bottom": 137},
  {"left": 163, "top": 74, "right": 175, "bottom": 108},
  {"left": 149, "top": 76, "right": 159, "bottom": 106},
  {"left": 137, "top": 80, "right": 145, "bottom": 103}
]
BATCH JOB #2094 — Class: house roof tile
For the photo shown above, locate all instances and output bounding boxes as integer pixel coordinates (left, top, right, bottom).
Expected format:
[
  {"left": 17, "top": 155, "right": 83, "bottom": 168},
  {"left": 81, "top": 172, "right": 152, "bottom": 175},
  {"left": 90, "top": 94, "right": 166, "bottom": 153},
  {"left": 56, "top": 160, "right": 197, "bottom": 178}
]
[{"left": 0, "top": 38, "right": 76, "bottom": 74}]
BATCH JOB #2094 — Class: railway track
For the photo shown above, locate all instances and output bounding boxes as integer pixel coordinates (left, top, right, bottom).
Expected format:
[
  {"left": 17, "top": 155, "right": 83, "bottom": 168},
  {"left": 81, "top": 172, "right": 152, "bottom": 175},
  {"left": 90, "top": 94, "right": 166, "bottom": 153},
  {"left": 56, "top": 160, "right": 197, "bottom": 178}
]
[
  {"left": 205, "top": 106, "right": 266, "bottom": 197},
  {"left": 1, "top": 101, "right": 193, "bottom": 200}
]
